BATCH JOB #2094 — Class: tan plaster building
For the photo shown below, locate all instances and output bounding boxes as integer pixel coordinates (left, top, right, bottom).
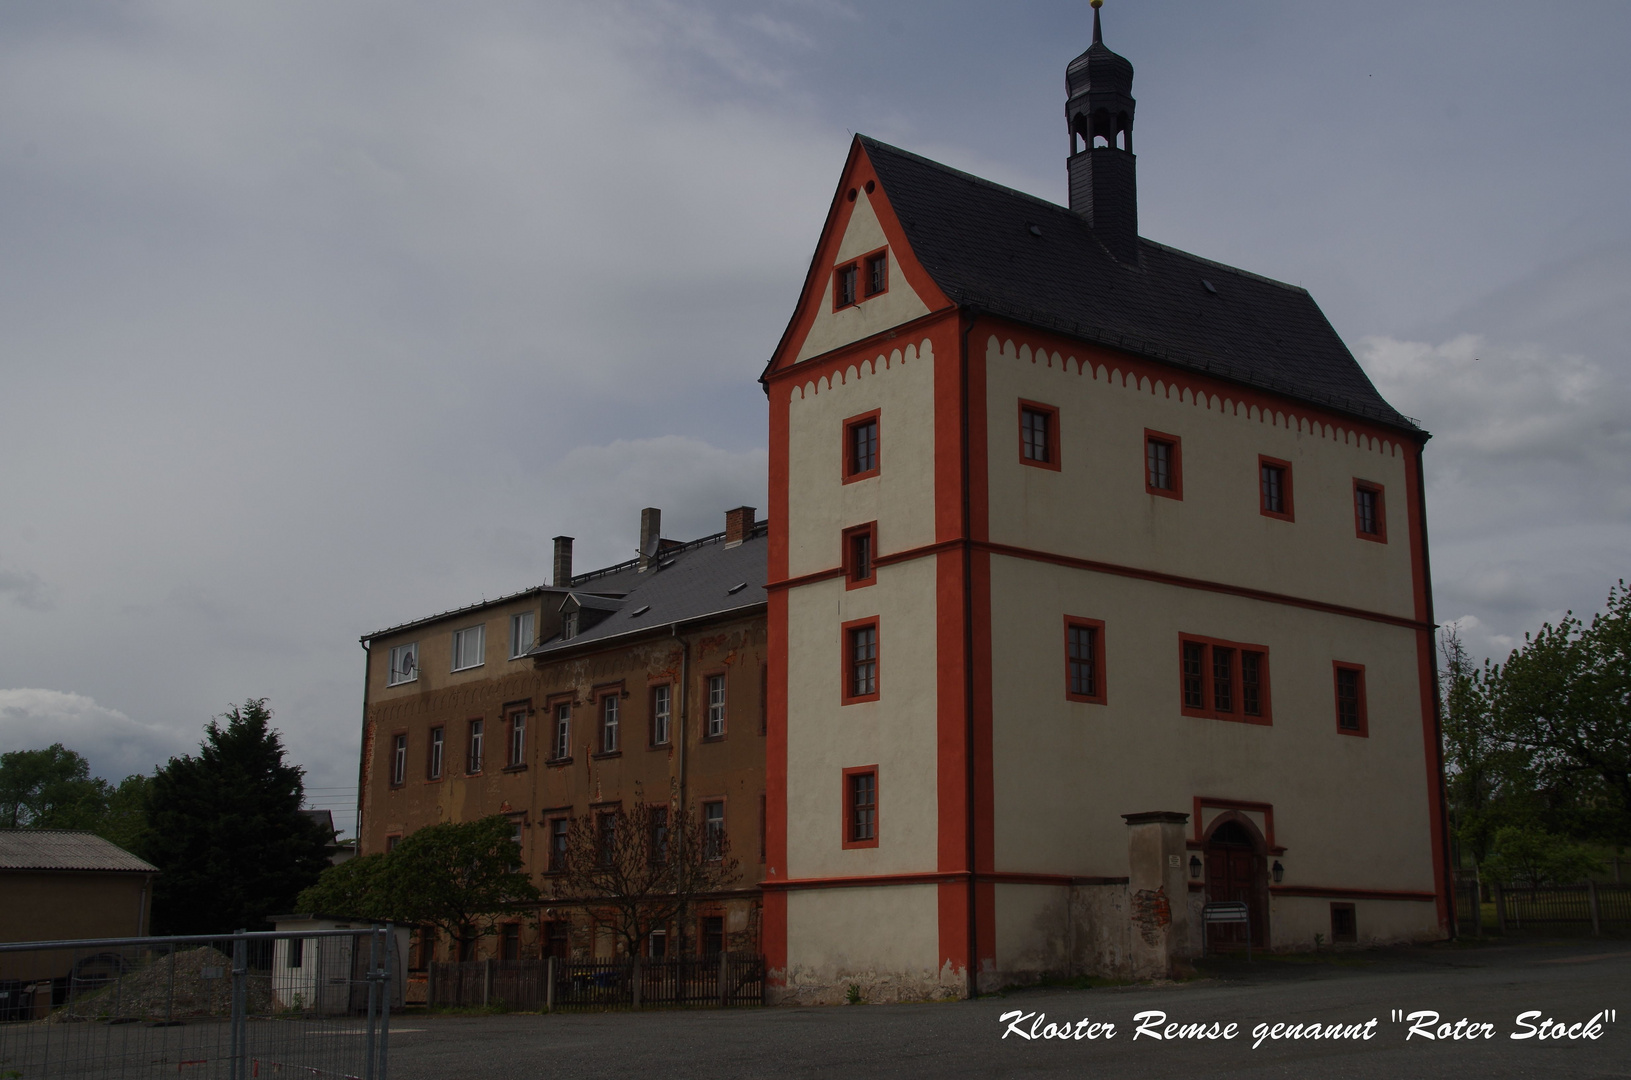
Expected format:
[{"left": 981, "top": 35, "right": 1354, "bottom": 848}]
[
  {"left": 759, "top": 7, "right": 1449, "bottom": 1002},
  {"left": 0, "top": 831, "right": 158, "bottom": 986},
  {"left": 357, "top": 508, "right": 769, "bottom": 964}
]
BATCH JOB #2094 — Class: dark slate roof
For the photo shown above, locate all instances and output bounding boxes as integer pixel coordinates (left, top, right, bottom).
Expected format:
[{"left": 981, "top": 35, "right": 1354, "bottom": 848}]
[
  {"left": 859, "top": 136, "right": 1421, "bottom": 433},
  {"left": 360, "top": 564, "right": 645, "bottom": 642},
  {"left": 0, "top": 830, "right": 158, "bottom": 873},
  {"left": 565, "top": 592, "right": 627, "bottom": 614},
  {"left": 530, "top": 523, "right": 768, "bottom": 656}
]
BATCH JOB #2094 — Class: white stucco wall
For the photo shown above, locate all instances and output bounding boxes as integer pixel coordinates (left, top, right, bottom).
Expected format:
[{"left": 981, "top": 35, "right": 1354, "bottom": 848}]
[
  {"left": 781, "top": 884, "right": 953, "bottom": 1003},
  {"left": 794, "top": 191, "right": 932, "bottom": 365}
]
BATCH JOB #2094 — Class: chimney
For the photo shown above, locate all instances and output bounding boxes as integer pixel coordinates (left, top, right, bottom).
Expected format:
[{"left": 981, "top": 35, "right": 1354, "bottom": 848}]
[
  {"left": 639, "top": 507, "right": 661, "bottom": 570},
  {"left": 725, "top": 506, "right": 756, "bottom": 548},
  {"left": 552, "top": 536, "right": 574, "bottom": 587}
]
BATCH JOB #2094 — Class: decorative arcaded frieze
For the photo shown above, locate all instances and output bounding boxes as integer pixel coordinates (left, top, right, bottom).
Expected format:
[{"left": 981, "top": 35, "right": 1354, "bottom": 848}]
[{"left": 787, "top": 339, "right": 933, "bottom": 403}]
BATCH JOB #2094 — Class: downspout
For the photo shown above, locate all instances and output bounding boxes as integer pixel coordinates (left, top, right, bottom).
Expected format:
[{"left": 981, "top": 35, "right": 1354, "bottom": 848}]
[
  {"left": 960, "top": 309, "right": 979, "bottom": 999},
  {"left": 356, "top": 640, "right": 372, "bottom": 854},
  {"left": 1415, "top": 443, "right": 1456, "bottom": 939},
  {"left": 671, "top": 624, "right": 691, "bottom": 811}
]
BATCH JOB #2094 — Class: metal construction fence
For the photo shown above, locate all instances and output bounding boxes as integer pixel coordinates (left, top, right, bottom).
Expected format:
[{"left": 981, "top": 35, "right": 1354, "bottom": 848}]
[
  {"left": 0, "top": 928, "right": 395, "bottom": 1080},
  {"left": 1451, "top": 878, "right": 1631, "bottom": 938},
  {"left": 426, "top": 953, "right": 765, "bottom": 1011}
]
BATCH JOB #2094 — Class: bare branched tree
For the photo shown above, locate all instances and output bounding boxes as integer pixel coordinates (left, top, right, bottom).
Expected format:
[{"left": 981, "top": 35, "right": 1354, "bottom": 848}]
[{"left": 555, "top": 794, "right": 740, "bottom": 959}]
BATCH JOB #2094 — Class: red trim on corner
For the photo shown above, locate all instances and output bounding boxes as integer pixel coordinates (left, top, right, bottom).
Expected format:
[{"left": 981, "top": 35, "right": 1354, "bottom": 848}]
[
  {"left": 1144, "top": 428, "right": 1183, "bottom": 499},
  {"left": 1258, "top": 455, "right": 1294, "bottom": 522},
  {"left": 1402, "top": 445, "right": 1449, "bottom": 933},
  {"left": 1017, "top": 399, "right": 1061, "bottom": 471}
]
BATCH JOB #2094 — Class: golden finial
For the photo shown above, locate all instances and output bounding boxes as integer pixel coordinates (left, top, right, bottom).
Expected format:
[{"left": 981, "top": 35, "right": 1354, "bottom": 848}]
[{"left": 1091, "top": 0, "right": 1103, "bottom": 8}]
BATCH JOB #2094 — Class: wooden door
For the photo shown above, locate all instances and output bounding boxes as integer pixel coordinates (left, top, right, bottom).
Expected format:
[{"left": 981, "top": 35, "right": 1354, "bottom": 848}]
[{"left": 1206, "top": 821, "right": 1263, "bottom": 947}]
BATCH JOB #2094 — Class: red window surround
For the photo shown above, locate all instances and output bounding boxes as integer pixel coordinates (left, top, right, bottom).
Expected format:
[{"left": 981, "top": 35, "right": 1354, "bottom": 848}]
[
  {"left": 841, "top": 617, "right": 880, "bottom": 704},
  {"left": 843, "top": 521, "right": 878, "bottom": 589},
  {"left": 1063, "top": 616, "right": 1107, "bottom": 705},
  {"left": 832, "top": 246, "right": 888, "bottom": 311},
  {"left": 832, "top": 261, "right": 857, "bottom": 310},
  {"left": 1018, "top": 399, "right": 1061, "bottom": 471},
  {"left": 841, "top": 409, "right": 881, "bottom": 483},
  {"left": 863, "top": 247, "right": 889, "bottom": 299},
  {"left": 842, "top": 766, "right": 879, "bottom": 849},
  {"left": 1334, "top": 662, "right": 1369, "bottom": 737},
  {"left": 1144, "top": 429, "right": 1183, "bottom": 499},
  {"left": 1258, "top": 455, "right": 1294, "bottom": 522},
  {"left": 1353, "top": 479, "right": 1387, "bottom": 542},
  {"left": 1178, "top": 634, "right": 1271, "bottom": 725}
]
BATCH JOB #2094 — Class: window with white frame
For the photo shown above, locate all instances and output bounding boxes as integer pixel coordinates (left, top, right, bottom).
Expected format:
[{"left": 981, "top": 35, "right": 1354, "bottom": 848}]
[
  {"left": 467, "top": 719, "right": 484, "bottom": 774},
  {"left": 703, "top": 800, "right": 725, "bottom": 861},
  {"left": 553, "top": 702, "right": 571, "bottom": 761},
  {"left": 451, "top": 625, "right": 485, "bottom": 671},
  {"left": 387, "top": 643, "right": 418, "bottom": 686},
  {"left": 705, "top": 674, "right": 726, "bottom": 737},
  {"left": 651, "top": 684, "right": 672, "bottom": 746},
  {"left": 391, "top": 734, "right": 407, "bottom": 786},
  {"left": 428, "top": 726, "right": 444, "bottom": 780},
  {"left": 508, "top": 709, "right": 526, "bottom": 767},
  {"left": 510, "top": 611, "right": 536, "bottom": 658},
  {"left": 601, "top": 694, "right": 620, "bottom": 754}
]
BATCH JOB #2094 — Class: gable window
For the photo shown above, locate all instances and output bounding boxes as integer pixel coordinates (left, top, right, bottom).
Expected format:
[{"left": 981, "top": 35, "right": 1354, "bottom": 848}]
[
  {"left": 391, "top": 733, "right": 407, "bottom": 787},
  {"left": 865, "top": 250, "right": 888, "bottom": 297},
  {"left": 1259, "top": 456, "right": 1293, "bottom": 520},
  {"left": 1179, "top": 635, "right": 1271, "bottom": 724},
  {"left": 600, "top": 693, "right": 620, "bottom": 754},
  {"left": 1354, "top": 480, "right": 1387, "bottom": 542},
  {"left": 551, "top": 702, "right": 571, "bottom": 762},
  {"left": 1145, "top": 430, "right": 1182, "bottom": 498},
  {"left": 561, "top": 611, "right": 579, "bottom": 640},
  {"left": 1019, "top": 401, "right": 1060, "bottom": 469},
  {"left": 842, "top": 619, "right": 880, "bottom": 704},
  {"left": 387, "top": 643, "right": 418, "bottom": 686},
  {"left": 843, "top": 411, "right": 880, "bottom": 482},
  {"left": 843, "top": 522, "right": 877, "bottom": 589},
  {"left": 510, "top": 611, "right": 536, "bottom": 658},
  {"left": 451, "top": 625, "right": 485, "bottom": 671},
  {"left": 1334, "top": 662, "right": 1368, "bottom": 737},
  {"left": 507, "top": 709, "right": 527, "bottom": 768},
  {"left": 833, "top": 262, "right": 858, "bottom": 309},
  {"left": 843, "top": 767, "right": 878, "bottom": 848},
  {"left": 547, "top": 816, "right": 569, "bottom": 873},
  {"left": 427, "top": 726, "right": 444, "bottom": 780},
  {"left": 650, "top": 684, "right": 672, "bottom": 746},
  {"left": 466, "top": 719, "right": 484, "bottom": 774},
  {"left": 703, "top": 800, "right": 725, "bottom": 861},
  {"left": 705, "top": 674, "right": 727, "bottom": 738},
  {"left": 1064, "top": 618, "right": 1106, "bottom": 704}
]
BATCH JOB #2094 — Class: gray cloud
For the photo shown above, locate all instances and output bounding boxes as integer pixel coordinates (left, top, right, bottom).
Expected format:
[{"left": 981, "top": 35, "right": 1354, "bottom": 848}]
[
  {"left": 0, "top": 689, "right": 186, "bottom": 781},
  {"left": 0, "top": 565, "right": 55, "bottom": 611}
]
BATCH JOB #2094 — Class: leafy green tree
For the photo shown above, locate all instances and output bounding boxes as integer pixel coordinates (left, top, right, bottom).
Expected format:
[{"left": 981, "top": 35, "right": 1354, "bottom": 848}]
[
  {"left": 0, "top": 744, "right": 111, "bottom": 830},
  {"left": 297, "top": 816, "right": 539, "bottom": 951},
  {"left": 1479, "top": 824, "right": 1602, "bottom": 889},
  {"left": 141, "top": 699, "right": 330, "bottom": 934}
]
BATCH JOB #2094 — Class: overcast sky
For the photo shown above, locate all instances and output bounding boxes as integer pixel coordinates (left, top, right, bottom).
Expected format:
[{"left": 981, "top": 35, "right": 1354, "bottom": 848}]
[{"left": 2, "top": 1, "right": 1627, "bottom": 835}]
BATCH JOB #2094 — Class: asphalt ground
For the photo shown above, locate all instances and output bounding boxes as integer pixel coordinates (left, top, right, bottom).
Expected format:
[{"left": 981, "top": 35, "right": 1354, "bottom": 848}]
[{"left": 385, "top": 939, "right": 1630, "bottom": 1080}]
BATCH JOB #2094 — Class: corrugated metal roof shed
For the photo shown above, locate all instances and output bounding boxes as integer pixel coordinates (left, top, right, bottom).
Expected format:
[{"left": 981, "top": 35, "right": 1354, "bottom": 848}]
[{"left": 0, "top": 830, "right": 158, "bottom": 873}]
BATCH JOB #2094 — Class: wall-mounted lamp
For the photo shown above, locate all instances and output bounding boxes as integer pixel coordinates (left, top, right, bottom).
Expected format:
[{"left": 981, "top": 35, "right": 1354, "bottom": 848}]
[
  {"left": 1189, "top": 855, "right": 1203, "bottom": 879},
  {"left": 1272, "top": 860, "right": 1285, "bottom": 884}
]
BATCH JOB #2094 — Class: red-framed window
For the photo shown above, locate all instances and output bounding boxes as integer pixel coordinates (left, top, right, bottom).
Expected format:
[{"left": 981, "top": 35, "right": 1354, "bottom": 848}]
[
  {"left": 1145, "top": 429, "right": 1183, "bottom": 498},
  {"left": 1178, "top": 635, "right": 1271, "bottom": 724},
  {"left": 841, "top": 618, "right": 880, "bottom": 704},
  {"left": 1353, "top": 480, "right": 1387, "bottom": 542},
  {"left": 1018, "top": 399, "right": 1061, "bottom": 470},
  {"left": 864, "top": 248, "right": 889, "bottom": 298},
  {"left": 1259, "top": 455, "right": 1294, "bottom": 521},
  {"left": 832, "top": 261, "right": 858, "bottom": 310},
  {"left": 1064, "top": 617, "right": 1107, "bottom": 704},
  {"left": 842, "top": 766, "right": 879, "bottom": 849},
  {"left": 843, "top": 521, "right": 877, "bottom": 589},
  {"left": 842, "top": 410, "right": 881, "bottom": 482},
  {"left": 1334, "top": 662, "right": 1369, "bottom": 737}
]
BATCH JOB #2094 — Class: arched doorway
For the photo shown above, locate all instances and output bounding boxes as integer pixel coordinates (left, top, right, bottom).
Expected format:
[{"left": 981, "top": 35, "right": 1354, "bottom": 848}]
[{"left": 1204, "top": 816, "right": 1269, "bottom": 949}]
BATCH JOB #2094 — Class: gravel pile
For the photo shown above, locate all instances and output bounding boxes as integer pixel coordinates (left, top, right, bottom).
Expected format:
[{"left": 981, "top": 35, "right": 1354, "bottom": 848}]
[{"left": 51, "top": 947, "right": 277, "bottom": 1022}]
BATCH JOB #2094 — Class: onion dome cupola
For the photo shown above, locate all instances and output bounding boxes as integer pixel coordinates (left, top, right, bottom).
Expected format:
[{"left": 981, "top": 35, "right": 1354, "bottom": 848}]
[{"left": 1066, "top": 0, "right": 1139, "bottom": 263}]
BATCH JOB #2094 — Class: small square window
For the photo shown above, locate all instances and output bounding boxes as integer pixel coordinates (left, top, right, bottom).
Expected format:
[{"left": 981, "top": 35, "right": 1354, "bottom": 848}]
[
  {"left": 1145, "top": 430, "right": 1182, "bottom": 498},
  {"left": 1354, "top": 481, "right": 1386, "bottom": 541},
  {"left": 510, "top": 611, "right": 536, "bottom": 658},
  {"left": 834, "top": 262, "right": 857, "bottom": 309},
  {"left": 843, "top": 620, "right": 880, "bottom": 704},
  {"left": 1259, "top": 456, "right": 1293, "bottom": 521},
  {"left": 1064, "top": 618, "right": 1105, "bottom": 704},
  {"left": 1334, "top": 662, "right": 1368, "bottom": 737},
  {"left": 427, "top": 726, "right": 444, "bottom": 780},
  {"left": 705, "top": 675, "right": 727, "bottom": 738},
  {"left": 451, "top": 625, "right": 485, "bottom": 671},
  {"left": 843, "top": 522, "right": 877, "bottom": 589},
  {"left": 650, "top": 684, "right": 672, "bottom": 746},
  {"left": 1019, "top": 401, "right": 1060, "bottom": 469},
  {"left": 864, "top": 251, "right": 888, "bottom": 297},
  {"left": 843, "top": 412, "right": 880, "bottom": 481},
  {"left": 843, "top": 767, "right": 879, "bottom": 849},
  {"left": 387, "top": 643, "right": 418, "bottom": 686}
]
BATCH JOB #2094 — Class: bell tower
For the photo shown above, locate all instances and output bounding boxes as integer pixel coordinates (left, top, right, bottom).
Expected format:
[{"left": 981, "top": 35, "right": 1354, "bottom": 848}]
[{"left": 1066, "top": 0, "right": 1139, "bottom": 263}]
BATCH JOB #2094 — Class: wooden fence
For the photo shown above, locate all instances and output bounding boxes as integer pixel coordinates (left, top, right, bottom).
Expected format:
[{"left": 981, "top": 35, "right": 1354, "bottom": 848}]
[
  {"left": 426, "top": 954, "right": 765, "bottom": 1011},
  {"left": 1452, "top": 879, "right": 1631, "bottom": 937}
]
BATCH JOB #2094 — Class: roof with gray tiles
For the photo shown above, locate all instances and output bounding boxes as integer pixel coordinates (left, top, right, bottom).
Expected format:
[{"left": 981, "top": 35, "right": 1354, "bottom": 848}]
[
  {"left": 858, "top": 136, "right": 1421, "bottom": 434},
  {"left": 0, "top": 830, "right": 158, "bottom": 873}
]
